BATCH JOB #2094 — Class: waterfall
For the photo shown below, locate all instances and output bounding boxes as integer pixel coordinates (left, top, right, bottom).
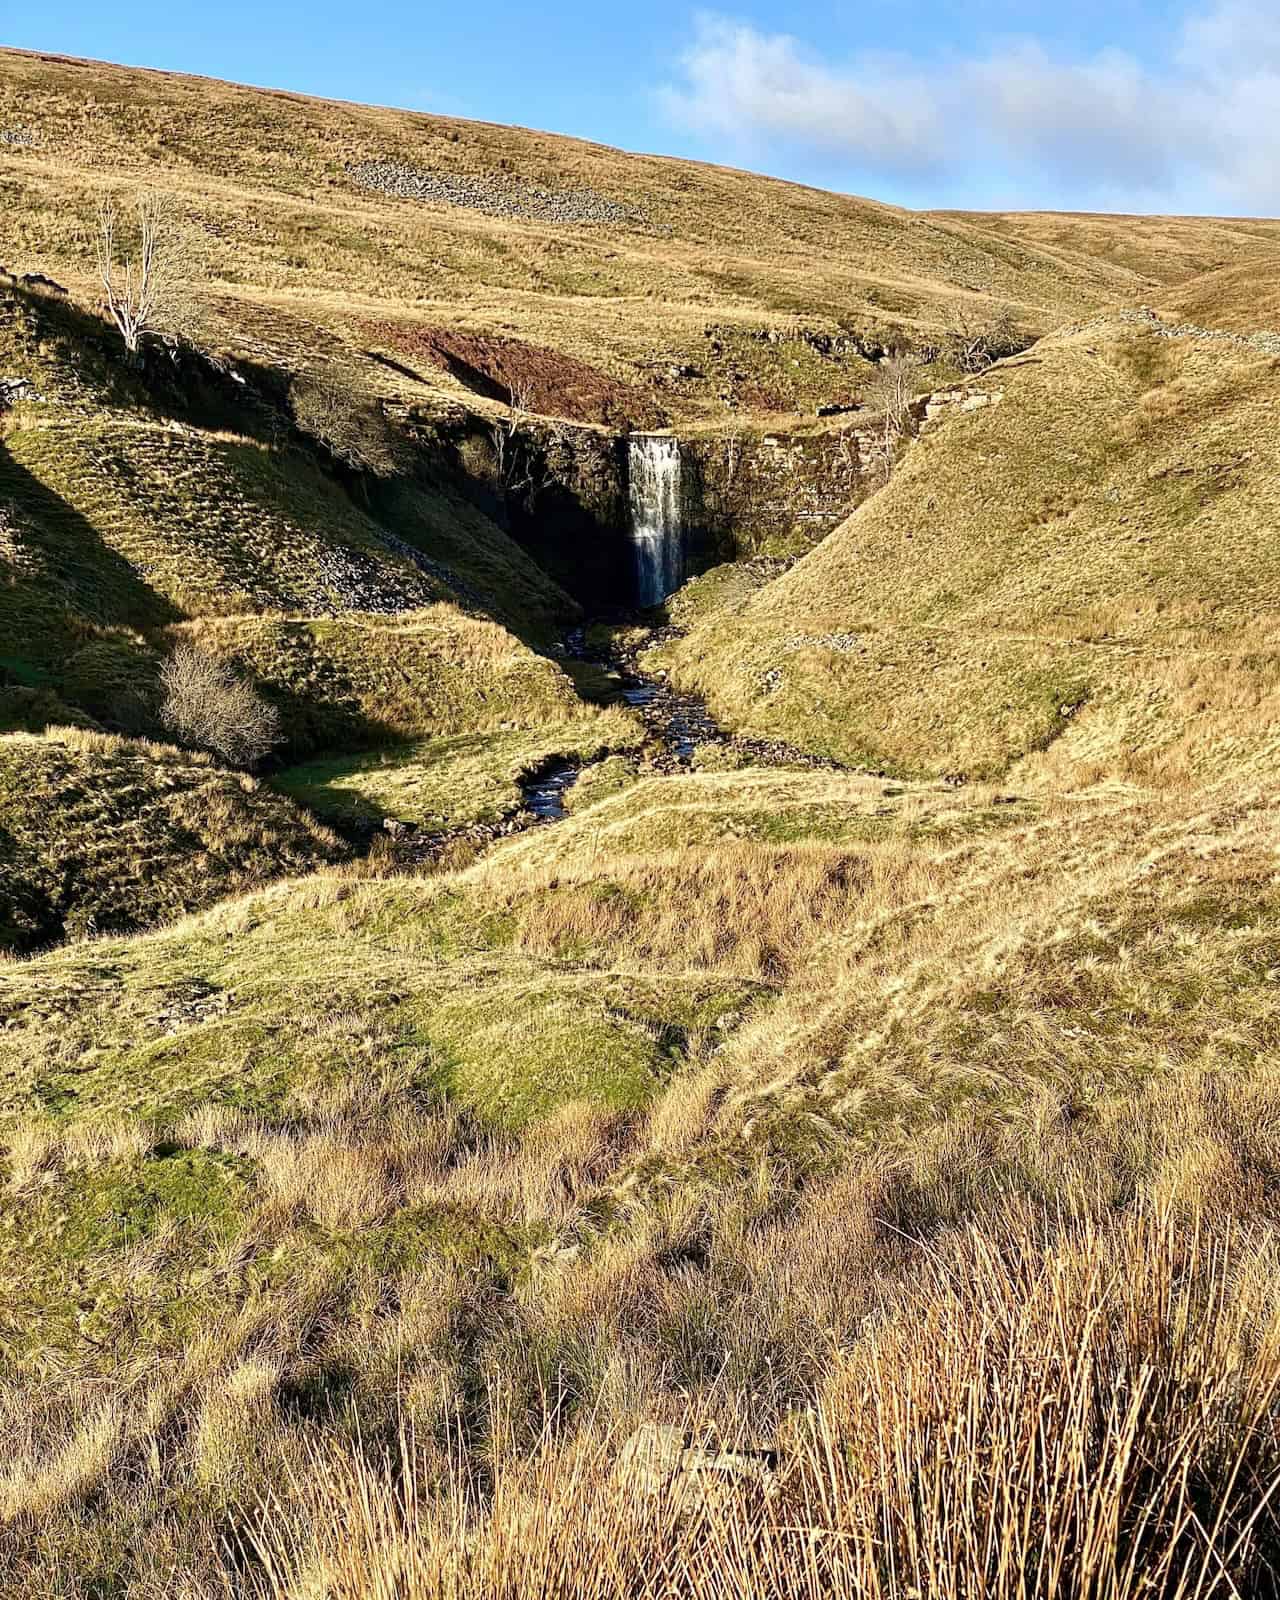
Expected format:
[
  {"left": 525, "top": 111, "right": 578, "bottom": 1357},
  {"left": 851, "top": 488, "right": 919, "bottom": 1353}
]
[{"left": 628, "top": 435, "right": 683, "bottom": 607}]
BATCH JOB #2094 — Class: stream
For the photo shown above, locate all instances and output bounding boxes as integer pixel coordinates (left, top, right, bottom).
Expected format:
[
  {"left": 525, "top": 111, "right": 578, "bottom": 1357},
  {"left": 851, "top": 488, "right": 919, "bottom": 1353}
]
[
  {"left": 521, "top": 762, "right": 582, "bottom": 820},
  {"left": 517, "top": 624, "right": 838, "bottom": 823},
  {"left": 376, "top": 618, "right": 843, "bottom": 869},
  {"left": 515, "top": 626, "right": 722, "bottom": 821}
]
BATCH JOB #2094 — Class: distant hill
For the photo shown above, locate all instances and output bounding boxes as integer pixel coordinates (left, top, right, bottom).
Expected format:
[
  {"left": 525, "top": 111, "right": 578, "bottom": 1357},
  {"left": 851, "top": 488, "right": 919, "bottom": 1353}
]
[{"left": 7, "top": 46, "right": 1280, "bottom": 429}]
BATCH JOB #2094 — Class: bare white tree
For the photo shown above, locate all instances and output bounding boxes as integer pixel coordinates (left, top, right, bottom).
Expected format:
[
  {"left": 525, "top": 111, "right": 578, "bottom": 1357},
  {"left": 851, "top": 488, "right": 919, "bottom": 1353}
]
[
  {"left": 94, "top": 190, "right": 192, "bottom": 356},
  {"left": 945, "top": 303, "right": 1023, "bottom": 374},
  {"left": 866, "top": 351, "right": 921, "bottom": 482},
  {"left": 489, "top": 380, "right": 564, "bottom": 506},
  {"left": 488, "top": 379, "right": 533, "bottom": 490}
]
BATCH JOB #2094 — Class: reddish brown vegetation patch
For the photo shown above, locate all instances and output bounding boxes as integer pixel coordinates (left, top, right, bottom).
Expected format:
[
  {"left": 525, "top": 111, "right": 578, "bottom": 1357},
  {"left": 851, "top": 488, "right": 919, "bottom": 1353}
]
[{"left": 362, "top": 322, "right": 663, "bottom": 428}]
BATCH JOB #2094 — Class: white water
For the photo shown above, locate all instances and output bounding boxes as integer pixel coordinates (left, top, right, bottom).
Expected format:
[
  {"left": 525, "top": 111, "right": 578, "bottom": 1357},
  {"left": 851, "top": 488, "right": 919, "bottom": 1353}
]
[{"left": 628, "top": 435, "right": 683, "bottom": 607}]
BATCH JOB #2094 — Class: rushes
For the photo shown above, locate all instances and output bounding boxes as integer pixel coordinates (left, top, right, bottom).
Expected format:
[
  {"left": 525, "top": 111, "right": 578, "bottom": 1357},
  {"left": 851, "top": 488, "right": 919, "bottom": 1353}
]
[
  {"left": 238, "top": 1201, "right": 1280, "bottom": 1600},
  {"left": 6, "top": 1072, "right": 1280, "bottom": 1596},
  {"left": 5, "top": 688, "right": 1280, "bottom": 1597},
  {"left": 0, "top": 1404, "right": 126, "bottom": 1523}
]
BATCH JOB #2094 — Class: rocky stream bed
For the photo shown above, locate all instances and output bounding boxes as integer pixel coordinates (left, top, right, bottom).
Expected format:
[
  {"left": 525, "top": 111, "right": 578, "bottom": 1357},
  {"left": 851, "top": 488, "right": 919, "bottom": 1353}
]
[
  {"left": 519, "top": 625, "right": 841, "bottom": 818},
  {"left": 368, "top": 622, "right": 843, "bottom": 872}
]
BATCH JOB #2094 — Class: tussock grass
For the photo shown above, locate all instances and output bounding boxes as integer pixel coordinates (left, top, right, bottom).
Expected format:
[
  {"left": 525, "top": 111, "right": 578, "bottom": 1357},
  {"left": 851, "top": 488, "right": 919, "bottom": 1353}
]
[
  {"left": 8, "top": 49, "right": 1280, "bottom": 1600},
  {"left": 235, "top": 1203, "right": 1280, "bottom": 1600},
  {"left": 1, "top": 1073, "right": 1258, "bottom": 1598},
  {"left": 491, "top": 842, "right": 876, "bottom": 981},
  {"left": 2, "top": 762, "right": 1280, "bottom": 1595},
  {"left": 0, "top": 726, "right": 342, "bottom": 951}
]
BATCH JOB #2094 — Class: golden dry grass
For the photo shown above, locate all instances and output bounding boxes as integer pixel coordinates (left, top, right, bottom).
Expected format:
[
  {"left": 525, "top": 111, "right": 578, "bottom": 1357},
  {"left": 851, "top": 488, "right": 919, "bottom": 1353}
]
[
  {"left": 5, "top": 46, "right": 1277, "bottom": 426},
  {"left": 2, "top": 746, "right": 1280, "bottom": 1595},
  {"left": 5, "top": 43, "right": 1280, "bottom": 1600},
  {"left": 658, "top": 314, "right": 1280, "bottom": 778},
  {"left": 0, "top": 725, "right": 344, "bottom": 951},
  {"left": 235, "top": 1200, "right": 1280, "bottom": 1600}
]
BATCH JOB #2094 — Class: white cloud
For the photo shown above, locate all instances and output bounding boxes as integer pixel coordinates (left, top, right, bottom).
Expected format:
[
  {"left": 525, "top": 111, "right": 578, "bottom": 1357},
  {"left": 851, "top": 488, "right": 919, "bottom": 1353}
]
[
  {"left": 658, "top": 4, "right": 1280, "bottom": 212},
  {"left": 658, "top": 19, "right": 945, "bottom": 175}
]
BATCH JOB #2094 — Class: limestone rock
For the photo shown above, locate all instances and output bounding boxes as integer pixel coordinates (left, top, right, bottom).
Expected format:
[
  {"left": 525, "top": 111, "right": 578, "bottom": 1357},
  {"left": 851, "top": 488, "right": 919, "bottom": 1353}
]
[
  {"left": 345, "top": 160, "right": 649, "bottom": 228},
  {"left": 616, "top": 1424, "right": 780, "bottom": 1499}
]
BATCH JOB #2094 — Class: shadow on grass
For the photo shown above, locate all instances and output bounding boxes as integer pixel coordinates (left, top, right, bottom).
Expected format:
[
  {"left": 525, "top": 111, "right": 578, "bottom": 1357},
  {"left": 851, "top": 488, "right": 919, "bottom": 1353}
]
[{"left": 0, "top": 438, "right": 182, "bottom": 660}]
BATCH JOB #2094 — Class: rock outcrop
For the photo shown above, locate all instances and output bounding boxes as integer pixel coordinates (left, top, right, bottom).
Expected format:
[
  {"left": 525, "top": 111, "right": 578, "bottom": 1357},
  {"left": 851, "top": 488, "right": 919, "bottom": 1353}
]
[{"left": 346, "top": 160, "right": 649, "bottom": 227}]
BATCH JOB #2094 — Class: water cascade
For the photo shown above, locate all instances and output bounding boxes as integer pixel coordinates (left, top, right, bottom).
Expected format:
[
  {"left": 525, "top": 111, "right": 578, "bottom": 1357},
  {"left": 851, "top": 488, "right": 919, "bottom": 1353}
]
[{"left": 627, "top": 435, "right": 683, "bottom": 606}]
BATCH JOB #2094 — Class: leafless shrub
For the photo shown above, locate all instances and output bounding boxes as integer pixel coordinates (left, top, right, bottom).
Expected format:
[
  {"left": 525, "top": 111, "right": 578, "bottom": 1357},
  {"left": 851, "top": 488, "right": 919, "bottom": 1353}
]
[
  {"left": 159, "top": 643, "right": 281, "bottom": 769},
  {"left": 489, "top": 380, "right": 543, "bottom": 502},
  {"left": 945, "top": 302, "right": 1025, "bottom": 373},
  {"left": 866, "top": 351, "right": 922, "bottom": 483},
  {"left": 723, "top": 429, "right": 743, "bottom": 489},
  {"left": 290, "top": 368, "right": 409, "bottom": 478},
  {"left": 93, "top": 189, "right": 195, "bottom": 355},
  {"left": 480, "top": 380, "right": 571, "bottom": 512}
]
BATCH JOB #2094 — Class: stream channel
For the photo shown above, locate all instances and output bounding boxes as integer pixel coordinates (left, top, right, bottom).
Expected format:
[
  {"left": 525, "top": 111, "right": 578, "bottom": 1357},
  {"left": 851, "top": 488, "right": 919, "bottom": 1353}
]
[{"left": 519, "top": 625, "right": 837, "bottom": 823}]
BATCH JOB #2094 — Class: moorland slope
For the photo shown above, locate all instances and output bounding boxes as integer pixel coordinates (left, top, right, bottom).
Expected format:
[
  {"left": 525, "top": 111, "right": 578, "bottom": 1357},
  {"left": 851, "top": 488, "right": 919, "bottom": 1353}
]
[
  {"left": 658, "top": 308, "right": 1280, "bottom": 779},
  {"left": 8, "top": 47, "right": 1280, "bottom": 423}
]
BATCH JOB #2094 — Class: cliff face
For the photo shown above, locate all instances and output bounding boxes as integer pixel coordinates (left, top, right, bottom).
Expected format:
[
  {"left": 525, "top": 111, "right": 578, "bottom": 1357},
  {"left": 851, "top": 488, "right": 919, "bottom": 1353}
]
[
  {"left": 414, "top": 416, "right": 873, "bottom": 610},
  {"left": 681, "top": 424, "right": 871, "bottom": 563}
]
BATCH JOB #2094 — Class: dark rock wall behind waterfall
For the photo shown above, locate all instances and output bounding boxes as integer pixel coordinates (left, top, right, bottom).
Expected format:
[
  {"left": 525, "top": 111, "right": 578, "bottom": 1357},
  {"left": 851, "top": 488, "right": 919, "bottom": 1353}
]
[{"left": 406, "top": 411, "right": 874, "bottom": 611}]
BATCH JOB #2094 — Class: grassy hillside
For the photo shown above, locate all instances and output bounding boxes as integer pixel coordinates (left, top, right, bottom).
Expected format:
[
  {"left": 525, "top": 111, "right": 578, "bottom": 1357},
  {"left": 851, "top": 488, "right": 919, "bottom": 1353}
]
[
  {"left": 171, "top": 607, "right": 585, "bottom": 756},
  {"left": 4, "top": 744, "right": 1280, "bottom": 1594},
  {"left": 0, "top": 280, "right": 576, "bottom": 649},
  {"left": 941, "top": 208, "right": 1280, "bottom": 289},
  {"left": 274, "top": 707, "right": 642, "bottom": 831},
  {"left": 0, "top": 280, "right": 587, "bottom": 751},
  {"left": 0, "top": 727, "right": 342, "bottom": 951},
  {"left": 657, "top": 311, "right": 1280, "bottom": 778},
  {"left": 6, "top": 48, "right": 1277, "bottom": 426}
]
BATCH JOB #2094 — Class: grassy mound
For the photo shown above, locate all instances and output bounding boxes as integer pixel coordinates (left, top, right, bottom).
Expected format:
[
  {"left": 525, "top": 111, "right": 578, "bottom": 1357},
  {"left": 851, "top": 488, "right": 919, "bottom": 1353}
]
[
  {"left": 176, "top": 608, "right": 584, "bottom": 757},
  {"left": 658, "top": 315, "right": 1280, "bottom": 777},
  {"left": 0, "top": 864, "right": 763, "bottom": 1129},
  {"left": 485, "top": 766, "right": 1031, "bottom": 864},
  {"left": 662, "top": 560, "right": 784, "bottom": 631},
  {"left": 274, "top": 708, "right": 642, "bottom": 831},
  {"left": 0, "top": 728, "right": 342, "bottom": 952}
]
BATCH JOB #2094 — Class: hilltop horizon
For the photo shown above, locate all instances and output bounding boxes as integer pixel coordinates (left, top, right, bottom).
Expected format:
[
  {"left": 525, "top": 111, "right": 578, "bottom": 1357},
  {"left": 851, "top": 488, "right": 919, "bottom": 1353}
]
[{"left": 6, "top": 41, "right": 1280, "bottom": 226}]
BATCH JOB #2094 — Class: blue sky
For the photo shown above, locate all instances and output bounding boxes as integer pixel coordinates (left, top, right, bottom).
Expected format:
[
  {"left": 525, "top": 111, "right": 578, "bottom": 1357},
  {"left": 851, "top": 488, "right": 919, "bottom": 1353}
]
[{"left": 10, "top": 1, "right": 1280, "bottom": 214}]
